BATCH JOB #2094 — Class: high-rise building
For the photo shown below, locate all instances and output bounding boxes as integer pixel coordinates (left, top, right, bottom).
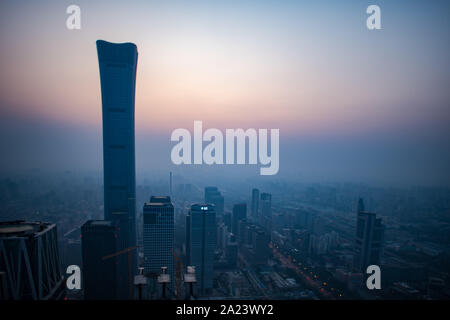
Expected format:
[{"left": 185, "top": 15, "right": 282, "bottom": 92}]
[
  {"left": 0, "top": 221, "right": 65, "bottom": 300},
  {"left": 97, "top": 40, "right": 138, "bottom": 299},
  {"left": 204, "top": 187, "right": 224, "bottom": 216},
  {"left": 354, "top": 198, "right": 385, "bottom": 272},
  {"left": 237, "top": 219, "right": 248, "bottom": 246},
  {"left": 232, "top": 203, "right": 247, "bottom": 234},
  {"left": 246, "top": 224, "right": 257, "bottom": 246},
  {"left": 252, "top": 227, "right": 271, "bottom": 265},
  {"left": 238, "top": 223, "right": 270, "bottom": 265},
  {"left": 225, "top": 233, "right": 238, "bottom": 268},
  {"left": 186, "top": 204, "right": 216, "bottom": 295},
  {"left": 260, "top": 193, "right": 272, "bottom": 230},
  {"left": 251, "top": 188, "right": 260, "bottom": 221},
  {"left": 357, "top": 197, "right": 365, "bottom": 213},
  {"left": 222, "top": 212, "right": 232, "bottom": 231},
  {"left": 81, "top": 220, "right": 118, "bottom": 300},
  {"left": 217, "top": 222, "right": 228, "bottom": 250},
  {"left": 143, "top": 196, "right": 174, "bottom": 293},
  {"left": 260, "top": 193, "right": 272, "bottom": 217},
  {"left": 185, "top": 213, "right": 191, "bottom": 266}
]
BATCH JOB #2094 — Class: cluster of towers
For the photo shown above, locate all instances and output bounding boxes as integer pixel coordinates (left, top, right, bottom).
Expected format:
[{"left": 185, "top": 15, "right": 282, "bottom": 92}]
[
  {"left": 81, "top": 40, "right": 217, "bottom": 300},
  {"left": 71, "top": 40, "right": 386, "bottom": 300}
]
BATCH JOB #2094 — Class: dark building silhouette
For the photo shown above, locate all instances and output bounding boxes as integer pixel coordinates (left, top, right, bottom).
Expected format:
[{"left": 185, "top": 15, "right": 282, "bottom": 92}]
[
  {"left": 0, "top": 221, "right": 65, "bottom": 300},
  {"left": 232, "top": 203, "right": 247, "bottom": 234},
  {"left": 260, "top": 193, "right": 272, "bottom": 230},
  {"left": 239, "top": 223, "right": 270, "bottom": 265},
  {"left": 245, "top": 224, "right": 257, "bottom": 246},
  {"left": 225, "top": 233, "right": 238, "bottom": 268},
  {"left": 252, "top": 227, "right": 271, "bottom": 264},
  {"left": 217, "top": 221, "right": 228, "bottom": 250},
  {"left": 260, "top": 193, "right": 272, "bottom": 217},
  {"left": 186, "top": 204, "right": 216, "bottom": 295},
  {"left": 185, "top": 213, "right": 191, "bottom": 266},
  {"left": 357, "top": 197, "right": 365, "bottom": 214},
  {"left": 237, "top": 219, "right": 248, "bottom": 245},
  {"left": 143, "top": 196, "right": 174, "bottom": 293},
  {"left": 81, "top": 220, "right": 118, "bottom": 300},
  {"left": 223, "top": 212, "right": 232, "bottom": 231},
  {"left": 354, "top": 198, "right": 385, "bottom": 272},
  {"left": 97, "top": 40, "right": 138, "bottom": 299}
]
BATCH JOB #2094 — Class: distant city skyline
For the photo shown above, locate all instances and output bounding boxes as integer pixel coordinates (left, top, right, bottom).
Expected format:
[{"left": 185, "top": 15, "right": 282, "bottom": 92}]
[{"left": 1, "top": 170, "right": 449, "bottom": 300}]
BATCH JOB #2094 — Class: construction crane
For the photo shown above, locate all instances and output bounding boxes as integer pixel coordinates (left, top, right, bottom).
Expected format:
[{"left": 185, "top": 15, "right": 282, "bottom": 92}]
[
  {"left": 171, "top": 249, "right": 183, "bottom": 299},
  {"left": 102, "top": 245, "right": 139, "bottom": 300}
]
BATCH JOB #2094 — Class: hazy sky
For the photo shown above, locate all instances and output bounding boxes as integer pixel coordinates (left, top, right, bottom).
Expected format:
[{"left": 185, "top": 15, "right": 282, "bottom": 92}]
[{"left": 0, "top": 0, "right": 449, "bottom": 186}]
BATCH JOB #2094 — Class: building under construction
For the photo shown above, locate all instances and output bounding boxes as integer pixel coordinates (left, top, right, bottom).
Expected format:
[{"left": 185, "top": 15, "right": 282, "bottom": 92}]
[{"left": 0, "top": 220, "right": 65, "bottom": 300}]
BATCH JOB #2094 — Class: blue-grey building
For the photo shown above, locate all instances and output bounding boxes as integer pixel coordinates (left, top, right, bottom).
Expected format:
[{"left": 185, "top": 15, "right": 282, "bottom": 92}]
[
  {"left": 354, "top": 198, "right": 385, "bottom": 272},
  {"left": 232, "top": 203, "right": 247, "bottom": 234},
  {"left": 260, "top": 193, "right": 272, "bottom": 231},
  {"left": 143, "top": 196, "right": 174, "bottom": 294},
  {"left": 97, "top": 40, "right": 138, "bottom": 299},
  {"left": 251, "top": 188, "right": 260, "bottom": 222},
  {"left": 186, "top": 204, "right": 216, "bottom": 295}
]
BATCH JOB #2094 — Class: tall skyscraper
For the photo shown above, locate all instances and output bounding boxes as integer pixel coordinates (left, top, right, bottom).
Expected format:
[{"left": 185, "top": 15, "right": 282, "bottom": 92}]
[
  {"left": 81, "top": 220, "right": 118, "bottom": 300},
  {"left": 354, "top": 198, "right": 385, "bottom": 272},
  {"left": 204, "top": 187, "right": 224, "bottom": 216},
  {"left": 0, "top": 221, "right": 65, "bottom": 300},
  {"left": 260, "top": 193, "right": 272, "bottom": 217},
  {"left": 186, "top": 204, "right": 216, "bottom": 295},
  {"left": 232, "top": 203, "right": 247, "bottom": 234},
  {"left": 143, "top": 196, "right": 174, "bottom": 294},
  {"left": 97, "top": 40, "right": 138, "bottom": 299},
  {"left": 251, "top": 188, "right": 260, "bottom": 221}
]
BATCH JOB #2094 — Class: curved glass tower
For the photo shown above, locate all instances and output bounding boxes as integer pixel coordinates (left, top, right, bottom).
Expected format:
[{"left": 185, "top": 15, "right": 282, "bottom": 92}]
[{"left": 96, "top": 40, "right": 138, "bottom": 299}]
